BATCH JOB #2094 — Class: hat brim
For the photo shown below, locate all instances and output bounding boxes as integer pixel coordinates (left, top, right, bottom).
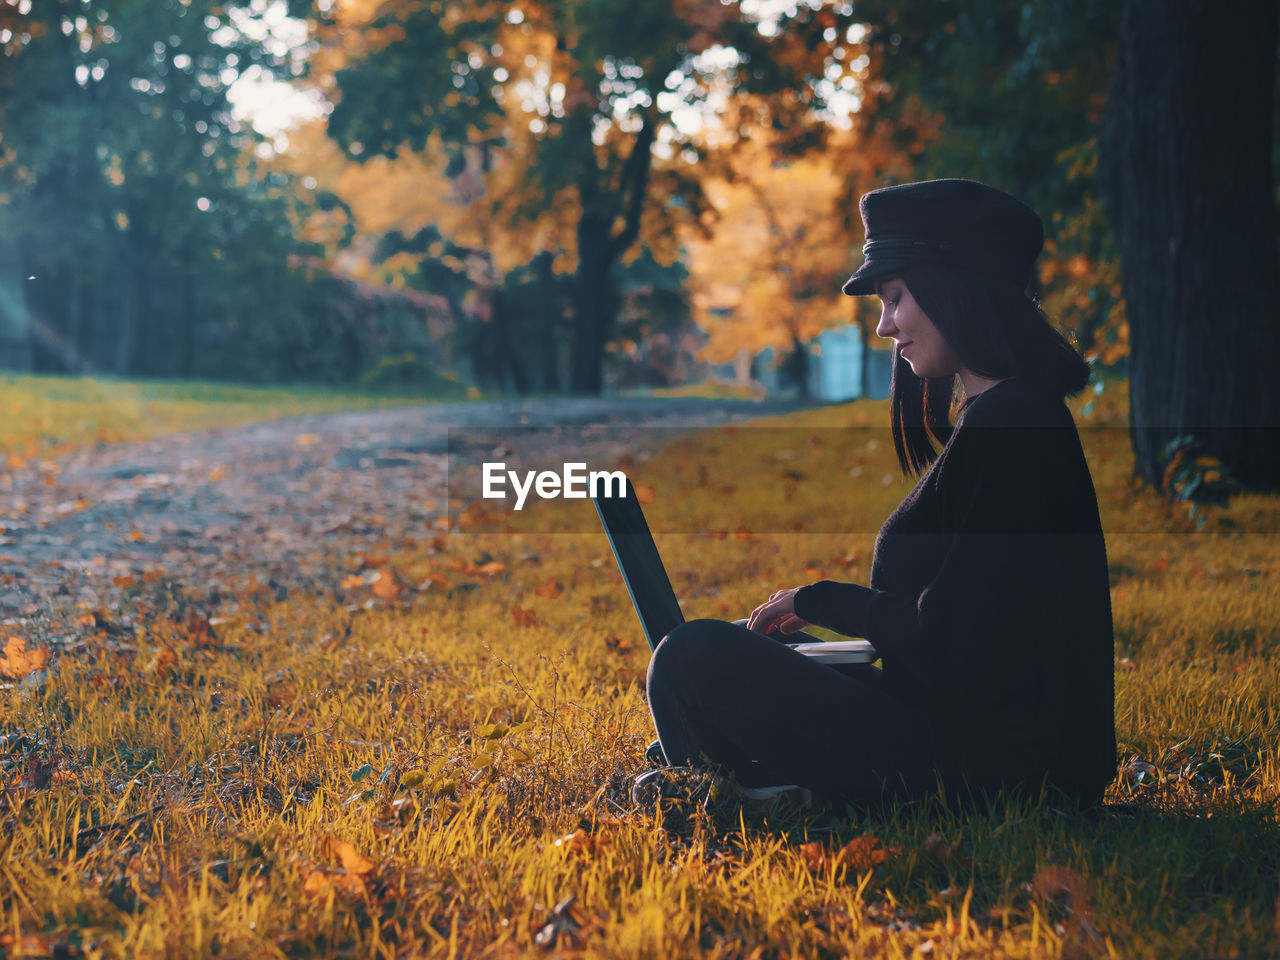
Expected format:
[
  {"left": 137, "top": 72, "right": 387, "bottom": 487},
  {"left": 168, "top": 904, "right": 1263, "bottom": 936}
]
[{"left": 840, "top": 256, "right": 920, "bottom": 296}]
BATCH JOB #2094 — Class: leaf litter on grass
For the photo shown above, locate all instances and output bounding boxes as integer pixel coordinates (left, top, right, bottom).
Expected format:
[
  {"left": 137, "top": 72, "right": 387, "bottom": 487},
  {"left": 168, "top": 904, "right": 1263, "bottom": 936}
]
[{"left": 0, "top": 387, "right": 1277, "bottom": 957}]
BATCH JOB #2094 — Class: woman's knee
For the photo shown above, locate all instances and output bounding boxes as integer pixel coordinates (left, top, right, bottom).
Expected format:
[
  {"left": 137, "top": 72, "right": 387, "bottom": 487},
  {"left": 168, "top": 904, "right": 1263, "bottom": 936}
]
[{"left": 646, "top": 619, "right": 738, "bottom": 692}]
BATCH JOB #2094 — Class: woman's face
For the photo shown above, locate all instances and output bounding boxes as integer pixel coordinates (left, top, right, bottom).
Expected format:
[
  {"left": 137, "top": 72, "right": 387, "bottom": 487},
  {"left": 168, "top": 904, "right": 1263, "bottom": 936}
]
[{"left": 874, "top": 274, "right": 962, "bottom": 380}]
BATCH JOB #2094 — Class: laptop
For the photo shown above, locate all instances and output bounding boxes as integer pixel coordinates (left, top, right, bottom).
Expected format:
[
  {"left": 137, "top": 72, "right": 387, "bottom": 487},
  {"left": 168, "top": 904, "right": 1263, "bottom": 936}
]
[{"left": 592, "top": 479, "right": 876, "bottom": 664}]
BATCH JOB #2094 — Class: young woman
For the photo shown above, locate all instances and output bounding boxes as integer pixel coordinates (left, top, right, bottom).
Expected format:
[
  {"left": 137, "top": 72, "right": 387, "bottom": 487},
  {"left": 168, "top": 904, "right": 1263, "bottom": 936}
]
[{"left": 642, "top": 179, "right": 1116, "bottom": 808}]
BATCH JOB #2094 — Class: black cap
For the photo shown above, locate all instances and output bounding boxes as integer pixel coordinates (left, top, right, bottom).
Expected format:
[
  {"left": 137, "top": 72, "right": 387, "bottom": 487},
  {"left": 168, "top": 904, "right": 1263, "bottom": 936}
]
[{"left": 841, "top": 178, "right": 1044, "bottom": 296}]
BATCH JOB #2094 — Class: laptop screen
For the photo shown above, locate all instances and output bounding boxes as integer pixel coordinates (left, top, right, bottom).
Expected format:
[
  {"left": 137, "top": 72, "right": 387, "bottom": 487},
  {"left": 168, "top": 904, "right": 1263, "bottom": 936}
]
[{"left": 592, "top": 479, "right": 686, "bottom": 651}]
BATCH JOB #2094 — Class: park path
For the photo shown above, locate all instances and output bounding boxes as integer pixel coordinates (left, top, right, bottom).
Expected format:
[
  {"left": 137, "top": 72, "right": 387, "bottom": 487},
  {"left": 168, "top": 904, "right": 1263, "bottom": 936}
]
[{"left": 1, "top": 394, "right": 819, "bottom": 621}]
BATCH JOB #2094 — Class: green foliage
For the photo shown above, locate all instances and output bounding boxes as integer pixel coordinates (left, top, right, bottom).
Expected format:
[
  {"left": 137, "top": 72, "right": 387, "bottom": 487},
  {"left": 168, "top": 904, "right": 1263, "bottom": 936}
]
[{"left": 0, "top": 0, "right": 384, "bottom": 384}]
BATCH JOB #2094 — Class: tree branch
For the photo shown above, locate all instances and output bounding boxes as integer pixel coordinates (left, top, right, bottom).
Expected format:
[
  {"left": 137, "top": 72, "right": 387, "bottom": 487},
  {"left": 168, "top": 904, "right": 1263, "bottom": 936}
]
[{"left": 606, "top": 115, "right": 656, "bottom": 261}]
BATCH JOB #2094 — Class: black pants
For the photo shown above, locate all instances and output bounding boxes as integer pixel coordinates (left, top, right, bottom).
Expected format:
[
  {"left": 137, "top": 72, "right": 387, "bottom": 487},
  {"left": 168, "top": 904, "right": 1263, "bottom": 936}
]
[{"left": 646, "top": 618, "right": 938, "bottom": 802}]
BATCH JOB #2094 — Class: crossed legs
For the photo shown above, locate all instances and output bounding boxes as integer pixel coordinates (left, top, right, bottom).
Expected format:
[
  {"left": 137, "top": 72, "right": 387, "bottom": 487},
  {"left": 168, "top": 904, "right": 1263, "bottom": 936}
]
[{"left": 646, "top": 618, "right": 935, "bottom": 800}]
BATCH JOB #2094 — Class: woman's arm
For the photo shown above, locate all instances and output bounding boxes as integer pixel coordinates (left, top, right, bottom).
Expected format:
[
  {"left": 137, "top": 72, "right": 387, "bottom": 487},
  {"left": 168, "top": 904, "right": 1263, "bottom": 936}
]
[{"left": 793, "top": 414, "right": 1079, "bottom": 695}]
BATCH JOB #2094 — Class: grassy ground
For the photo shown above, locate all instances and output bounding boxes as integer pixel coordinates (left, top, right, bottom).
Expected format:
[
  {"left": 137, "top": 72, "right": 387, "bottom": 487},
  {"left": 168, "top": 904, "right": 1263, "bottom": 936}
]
[
  {"left": 0, "top": 372, "right": 475, "bottom": 463},
  {"left": 1, "top": 378, "right": 1277, "bottom": 958}
]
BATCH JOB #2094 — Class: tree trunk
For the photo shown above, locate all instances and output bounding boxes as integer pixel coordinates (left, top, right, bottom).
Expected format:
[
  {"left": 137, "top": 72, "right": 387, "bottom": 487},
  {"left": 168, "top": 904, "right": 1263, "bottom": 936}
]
[
  {"left": 784, "top": 333, "right": 811, "bottom": 400},
  {"left": 1097, "top": 0, "right": 1280, "bottom": 491},
  {"left": 114, "top": 254, "right": 137, "bottom": 376},
  {"left": 179, "top": 263, "right": 196, "bottom": 378},
  {"left": 568, "top": 117, "right": 655, "bottom": 396},
  {"left": 491, "top": 287, "right": 529, "bottom": 394},
  {"left": 533, "top": 251, "right": 560, "bottom": 393},
  {"left": 569, "top": 221, "right": 612, "bottom": 395}
]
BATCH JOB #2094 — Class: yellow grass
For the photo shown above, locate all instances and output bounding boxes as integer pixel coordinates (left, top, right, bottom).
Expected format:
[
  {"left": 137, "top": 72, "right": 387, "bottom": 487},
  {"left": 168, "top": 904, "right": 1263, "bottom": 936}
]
[
  {"left": 0, "top": 372, "right": 470, "bottom": 463},
  {"left": 0, "top": 377, "right": 1276, "bottom": 958}
]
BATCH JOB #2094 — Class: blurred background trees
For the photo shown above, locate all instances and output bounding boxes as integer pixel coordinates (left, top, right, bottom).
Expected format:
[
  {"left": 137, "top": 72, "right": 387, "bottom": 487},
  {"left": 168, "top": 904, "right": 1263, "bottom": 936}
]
[{"left": 0, "top": 0, "right": 1276, "bottom": 488}]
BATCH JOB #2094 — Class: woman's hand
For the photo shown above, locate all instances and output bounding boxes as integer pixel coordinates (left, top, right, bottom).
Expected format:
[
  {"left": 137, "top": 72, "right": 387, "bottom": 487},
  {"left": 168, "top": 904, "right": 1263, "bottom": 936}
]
[{"left": 746, "top": 587, "right": 812, "bottom": 636}]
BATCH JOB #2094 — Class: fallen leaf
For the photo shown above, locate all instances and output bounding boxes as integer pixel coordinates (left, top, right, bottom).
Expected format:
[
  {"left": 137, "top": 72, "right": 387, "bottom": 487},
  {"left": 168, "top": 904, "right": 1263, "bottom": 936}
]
[
  {"left": 512, "top": 605, "right": 541, "bottom": 627},
  {"left": 839, "top": 835, "right": 896, "bottom": 872},
  {"left": 399, "top": 769, "right": 428, "bottom": 789},
  {"left": 798, "top": 841, "right": 828, "bottom": 871},
  {"left": 304, "top": 869, "right": 365, "bottom": 897},
  {"left": 149, "top": 647, "right": 178, "bottom": 674},
  {"left": 183, "top": 607, "right": 216, "bottom": 647},
  {"left": 112, "top": 574, "right": 136, "bottom": 588},
  {"left": 0, "top": 635, "right": 50, "bottom": 679},
  {"left": 371, "top": 570, "right": 405, "bottom": 602},
  {"left": 0, "top": 934, "right": 52, "bottom": 955},
  {"left": 799, "top": 835, "right": 896, "bottom": 874},
  {"left": 534, "top": 578, "right": 563, "bottom": 599},
  {"left": 340, "top": 574, "right": 366, "bottom": 590},
  {"left": 126, "top": 530, "right": 147, "bottom": 542},
  {"left": 321, "top": 836, "right": 375, "bottom": 875}
]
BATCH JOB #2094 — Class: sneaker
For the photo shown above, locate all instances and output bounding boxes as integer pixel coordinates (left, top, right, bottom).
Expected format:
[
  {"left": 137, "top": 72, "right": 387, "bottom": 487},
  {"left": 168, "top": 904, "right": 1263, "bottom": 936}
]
[
  {"left": 630, "top": 766, "right": 811, "bottom": 810},
  {"left": 644, "top": 739, "right": 666, "bottom": 766},
  {"left": 735, "top": 782, "right": 812, "bottom": 806},
  {"left": 630, "top": 765, "right": 724, "bottom": 809}
]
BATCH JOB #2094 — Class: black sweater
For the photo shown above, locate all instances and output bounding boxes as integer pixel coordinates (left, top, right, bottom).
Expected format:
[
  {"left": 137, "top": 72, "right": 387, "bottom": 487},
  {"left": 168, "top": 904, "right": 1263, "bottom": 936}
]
[{"left": 794, "top": 378, "right": 1116, "bottom": 804}]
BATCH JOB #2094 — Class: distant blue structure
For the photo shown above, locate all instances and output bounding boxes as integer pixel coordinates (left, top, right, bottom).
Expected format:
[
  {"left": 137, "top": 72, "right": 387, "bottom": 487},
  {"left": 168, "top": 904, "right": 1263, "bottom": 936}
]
[
  {"left": 707, "top": 327, "right": 893, "bottom": 401},
  {"left": 796, "top": 326, "right": 893, "bottom": 401}
]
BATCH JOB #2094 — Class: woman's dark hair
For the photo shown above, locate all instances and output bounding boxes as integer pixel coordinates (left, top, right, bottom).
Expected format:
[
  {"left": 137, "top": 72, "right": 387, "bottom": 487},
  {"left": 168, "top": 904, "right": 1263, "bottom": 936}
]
[{"left": 888, "top": 261, "right": 1092, "bottom": 477}]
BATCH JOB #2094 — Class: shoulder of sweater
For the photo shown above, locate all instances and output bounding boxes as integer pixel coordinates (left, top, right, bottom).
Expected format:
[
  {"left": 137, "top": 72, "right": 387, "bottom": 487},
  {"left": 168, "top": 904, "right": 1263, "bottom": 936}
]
[{"left": 957, "top": 378, "right": 1072, "bottom": 430}]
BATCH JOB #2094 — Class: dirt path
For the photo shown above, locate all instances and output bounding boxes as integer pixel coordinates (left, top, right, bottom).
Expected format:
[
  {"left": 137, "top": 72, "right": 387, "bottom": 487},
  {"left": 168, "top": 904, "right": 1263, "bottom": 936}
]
[{"left": 1, "top": 395, "right": 819, "bottom": 620}]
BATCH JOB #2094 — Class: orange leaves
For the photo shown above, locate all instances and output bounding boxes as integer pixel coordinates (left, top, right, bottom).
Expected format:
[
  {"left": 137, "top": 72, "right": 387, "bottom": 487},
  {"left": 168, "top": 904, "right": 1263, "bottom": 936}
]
[
  {"left": 511, "top": 605, "right": 541, "bottom": 628},
  {"left": 449, "top": 555, "right": 506, "bottom": 577},
  {"left": 182, "top": 607, "right": 216, "bottom": 648},
  {"left": 126, "top": 529, "right": 147, "bottom": 542},
  {"left": 341, "top": 554, "right": 421, "bottom": 602},
  {"left": 0, "top": 634, "right": 50, "bottom": 679},
  {"left": 304, "top": 835, "right": 377, "bottom": 898},
  {"left": 798, "top": 835, "right": 896, "bottom": 875},
  {"left": 371, "top": 569, "right": 406, "bottom": 602},
  {"left": 533, "top": 578, "right": 563, "bottom": 599},
  {"left": 554, "top": 826, "right": 614, "bottom": 858},
  {"left": 455, "top": 500, "right": 496, "bottom": 531},
  {"left": 324, "top": 836, "right": 375, "bottom": 875}
]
